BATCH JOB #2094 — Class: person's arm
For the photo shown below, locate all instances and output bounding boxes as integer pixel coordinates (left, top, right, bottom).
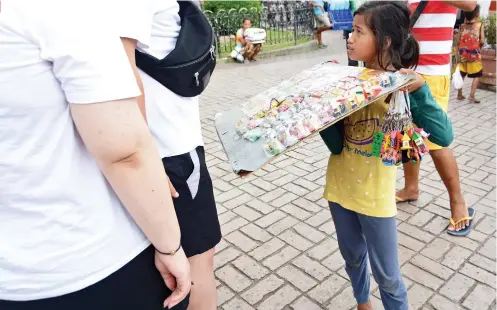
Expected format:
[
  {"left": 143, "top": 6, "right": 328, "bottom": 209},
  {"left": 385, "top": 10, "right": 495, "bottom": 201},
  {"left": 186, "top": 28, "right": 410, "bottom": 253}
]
[
  {"left": 456, "top": 29, "right": 462, "bottom": 63},
  {"left": 121, "top": 38, "right": 146, "bottom": 121},
  {"left": 443, "top": 0, "right": 477, "bottom": 11},
  {"left": 121, "top": 37, "right": 179, "bottom": 198},
  {"left": 479, "top": 22, "right": 485, "bottom": 47},
  {"left": 236, "top": 29, "right": 245, "bottom": 45},
  {"left": 71, "top": 100, "right": 181, "bottom": 249},
  {"left": 40, "top": 5, "right": 190, "bottom": 307},
  {"left": 399, "top": 70, "right": 453, "bottom": 147}
]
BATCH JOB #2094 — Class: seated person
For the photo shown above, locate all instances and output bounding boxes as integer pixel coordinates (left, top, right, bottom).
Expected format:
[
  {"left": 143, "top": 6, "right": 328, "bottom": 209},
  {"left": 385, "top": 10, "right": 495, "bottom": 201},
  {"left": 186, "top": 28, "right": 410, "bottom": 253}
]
[{"left": 235, "top": 18, "right": 262, "bottom": 62}]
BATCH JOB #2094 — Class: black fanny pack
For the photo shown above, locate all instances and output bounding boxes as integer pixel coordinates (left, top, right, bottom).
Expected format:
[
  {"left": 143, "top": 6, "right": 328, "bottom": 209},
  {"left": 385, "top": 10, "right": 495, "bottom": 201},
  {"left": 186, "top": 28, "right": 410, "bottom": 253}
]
[{"left": 135, "top": 1, "right": 216, "bottom": 98}]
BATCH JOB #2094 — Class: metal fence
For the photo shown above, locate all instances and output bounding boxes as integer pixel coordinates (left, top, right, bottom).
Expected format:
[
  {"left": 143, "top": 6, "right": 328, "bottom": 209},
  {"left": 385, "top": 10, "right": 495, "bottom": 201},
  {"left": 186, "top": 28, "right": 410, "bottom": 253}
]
[{"left": 203, "top": 6, "right": 315, "bottom": 57}]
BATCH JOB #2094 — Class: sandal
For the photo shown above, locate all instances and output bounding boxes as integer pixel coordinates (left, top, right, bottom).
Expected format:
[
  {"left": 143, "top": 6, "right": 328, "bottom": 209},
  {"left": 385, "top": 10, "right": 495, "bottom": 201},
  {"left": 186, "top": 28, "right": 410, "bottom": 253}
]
[
  {"left": 457, "top": 95, "right": 466, "bottom": 100},
  {"left": 468, "top": 97, "right": 481, "bottom": 104},
  {"left": 395, "top": 196, "right": 418, "bottom": 203},
  {"left": 447, "top": 207, "right": 476, "bottom": 237}
]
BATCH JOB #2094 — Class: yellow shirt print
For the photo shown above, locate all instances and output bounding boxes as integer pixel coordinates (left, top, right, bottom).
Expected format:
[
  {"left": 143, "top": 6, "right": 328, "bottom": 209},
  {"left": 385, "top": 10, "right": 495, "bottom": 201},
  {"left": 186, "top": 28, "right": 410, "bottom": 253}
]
[{"left": 324, "top": 100, "right": 397, "bottom": 218}]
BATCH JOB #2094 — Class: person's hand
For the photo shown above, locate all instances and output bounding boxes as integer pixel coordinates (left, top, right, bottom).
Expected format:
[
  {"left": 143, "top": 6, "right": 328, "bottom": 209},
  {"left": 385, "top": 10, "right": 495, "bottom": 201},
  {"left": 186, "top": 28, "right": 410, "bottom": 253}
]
[
  {"left": 166, "top": 174, "right": 179, "bottom": 198},
  {"left": 399, "top": 68, "right": 425, "bottom": 93},
  {"left": 155, "top": 247, "right": 191, "bottom": 309}
]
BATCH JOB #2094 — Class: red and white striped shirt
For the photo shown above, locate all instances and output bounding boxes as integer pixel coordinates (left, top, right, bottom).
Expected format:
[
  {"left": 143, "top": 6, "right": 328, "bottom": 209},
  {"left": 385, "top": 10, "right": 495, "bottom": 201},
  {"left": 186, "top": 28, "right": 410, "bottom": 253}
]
[{"left": 409, "top": 0, "right": 457, "bottom": 76}]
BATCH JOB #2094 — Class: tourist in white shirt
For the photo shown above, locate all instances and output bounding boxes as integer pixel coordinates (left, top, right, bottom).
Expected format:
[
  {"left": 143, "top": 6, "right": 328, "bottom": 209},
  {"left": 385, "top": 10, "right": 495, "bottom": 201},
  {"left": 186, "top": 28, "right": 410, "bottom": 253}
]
[
  {"left": 0, "top": 0, "right": 190, "bottom": 309},
  {"left": 119, "top": 1, "right": 222, "bottom": 309}
]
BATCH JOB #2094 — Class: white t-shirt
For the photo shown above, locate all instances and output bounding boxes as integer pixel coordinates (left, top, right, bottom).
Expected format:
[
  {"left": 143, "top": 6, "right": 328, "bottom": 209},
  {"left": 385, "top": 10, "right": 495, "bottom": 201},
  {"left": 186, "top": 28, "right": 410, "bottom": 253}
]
[
  {"left": 0, "top": 0, "right": 149, "bottom": 301},
  {"left": 119, "top": 0, "right": 204, "bottom": 158}
]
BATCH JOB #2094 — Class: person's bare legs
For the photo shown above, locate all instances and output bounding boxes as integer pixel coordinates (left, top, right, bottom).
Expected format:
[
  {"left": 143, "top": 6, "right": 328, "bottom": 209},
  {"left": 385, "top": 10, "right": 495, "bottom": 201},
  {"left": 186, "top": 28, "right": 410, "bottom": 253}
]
[
  {"left": 315, "top": 26, "right": 331, "bottom": 46},
  {"left": 396, "top": 161, "right": 420, "bottom": 201},
  {"left": 397, "top": 148, "right": 469, "bottom": 231},
  {"left": 251, "top": 44, "right": 262, "bottom": 61},
  {"left": 468, "top": 77, "right": 480, "bottom": 103},
  {"left": 457, "top": 76, "right": 466, "bottom": 100},
  {"left": 358, "top": 300, "right": 373, "bottom": 310},
  {"left": 316, "top": 29, "right": 323, "bottom": 46},
  {"left": 431, "top": 148, "right": 469, "bottom": 232},
  {"left": 187, "top": 248, "right": 217, "bottom": 310}
]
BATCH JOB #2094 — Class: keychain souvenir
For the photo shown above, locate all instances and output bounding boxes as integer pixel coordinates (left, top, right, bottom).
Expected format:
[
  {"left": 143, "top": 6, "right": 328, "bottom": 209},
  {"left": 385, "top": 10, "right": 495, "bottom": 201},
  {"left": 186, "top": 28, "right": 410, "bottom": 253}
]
[
  {"left": 372, "top": 132, "right": 384, "bottom": 157},
  {"left": 378, "top": 90, "right": 431, "bottom": 166}
]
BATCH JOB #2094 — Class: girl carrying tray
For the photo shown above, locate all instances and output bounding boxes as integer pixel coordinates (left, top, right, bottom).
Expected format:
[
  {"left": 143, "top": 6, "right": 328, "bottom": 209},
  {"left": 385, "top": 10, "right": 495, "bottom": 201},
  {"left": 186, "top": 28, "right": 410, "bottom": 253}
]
[{"left": 319, "top": 2, "right": 456, "bottom": 309}]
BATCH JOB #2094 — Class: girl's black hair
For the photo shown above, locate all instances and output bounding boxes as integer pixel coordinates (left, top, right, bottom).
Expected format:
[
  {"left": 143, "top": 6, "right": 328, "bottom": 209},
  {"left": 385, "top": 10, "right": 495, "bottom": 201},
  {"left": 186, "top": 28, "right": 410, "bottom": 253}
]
[
  {"left": 242, "top": 17, "right": 252, "bottom": 23},
  {"left": 464, "top": 4, "right": 480, "bottom": 21},
  {"left": 354, "top": 1, "right": 420, "bottom": 70}
]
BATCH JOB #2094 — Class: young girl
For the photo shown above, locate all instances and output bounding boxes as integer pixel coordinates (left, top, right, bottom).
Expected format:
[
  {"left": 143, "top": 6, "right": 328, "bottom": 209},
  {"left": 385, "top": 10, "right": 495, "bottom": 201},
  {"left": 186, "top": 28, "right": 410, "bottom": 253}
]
[
  {"left": 457, "top": 4, "right": 484, "bottom": 103},
  {"left": 235, "top": 18, "right": 262, "bottom": 62},
  {"left": 320, "top": 2, "right": 453, "bottom": 309}
]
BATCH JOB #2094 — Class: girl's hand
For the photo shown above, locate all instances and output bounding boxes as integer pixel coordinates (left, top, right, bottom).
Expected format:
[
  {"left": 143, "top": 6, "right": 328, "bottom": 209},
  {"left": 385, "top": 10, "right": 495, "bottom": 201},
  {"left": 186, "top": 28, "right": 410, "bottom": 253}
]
[{"left": 399, "top": 68, "right": 425, "bottom": 93}]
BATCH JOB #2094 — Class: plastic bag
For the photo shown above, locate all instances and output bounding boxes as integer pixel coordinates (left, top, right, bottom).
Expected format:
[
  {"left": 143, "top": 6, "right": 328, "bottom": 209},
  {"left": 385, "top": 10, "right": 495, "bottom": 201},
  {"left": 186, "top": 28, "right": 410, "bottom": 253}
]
[{"left": 452, "top": 66, "right": 464, "bottom": 90}]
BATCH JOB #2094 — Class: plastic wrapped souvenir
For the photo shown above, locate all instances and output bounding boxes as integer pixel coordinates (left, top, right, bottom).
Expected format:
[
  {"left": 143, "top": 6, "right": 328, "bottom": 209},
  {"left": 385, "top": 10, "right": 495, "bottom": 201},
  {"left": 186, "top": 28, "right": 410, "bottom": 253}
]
[
  {"left": 263, "top": 139, "right": 286, "bottom": 158},
  {"left": 236, "top": 118, "right": 250, "bottom": 135},
  {"left": 304, "top": 112, "right": 323, "bottom": 132},
  {"left": 247, "top": 118, "right": 264, "bottom": 129},
  {"left": 243, "top": 128, "right": 262, "bottom": 142}
]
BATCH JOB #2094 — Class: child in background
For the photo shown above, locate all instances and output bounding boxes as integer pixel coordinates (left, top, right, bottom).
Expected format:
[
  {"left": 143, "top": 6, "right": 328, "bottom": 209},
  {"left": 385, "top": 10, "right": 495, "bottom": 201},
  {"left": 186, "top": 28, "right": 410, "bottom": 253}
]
[
  {"left": 457, "top": 4, "right": 484, "bottom": 103},
  {"left": 320, "top": 2, "right": 453, "bottom": 309},
  {"left": 235, "top": 18, "right": 261, "bottom": 62}
]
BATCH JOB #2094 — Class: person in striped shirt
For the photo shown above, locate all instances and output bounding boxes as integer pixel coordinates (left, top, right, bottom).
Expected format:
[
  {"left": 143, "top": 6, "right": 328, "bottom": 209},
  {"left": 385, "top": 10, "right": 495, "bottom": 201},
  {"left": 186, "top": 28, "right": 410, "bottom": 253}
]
[{"left": 397, "top": 0, "right": 477, "bottom": 237}]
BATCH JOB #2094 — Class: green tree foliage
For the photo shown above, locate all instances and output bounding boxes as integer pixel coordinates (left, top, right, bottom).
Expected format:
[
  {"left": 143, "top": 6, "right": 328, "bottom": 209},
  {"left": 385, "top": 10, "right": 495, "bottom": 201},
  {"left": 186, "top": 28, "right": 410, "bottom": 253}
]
[
  {"left": 202, "top": 0, "right": 263, "bottom": 13},
  {"left": 483, "top": 14, "right": 496, "bottom": 47}
]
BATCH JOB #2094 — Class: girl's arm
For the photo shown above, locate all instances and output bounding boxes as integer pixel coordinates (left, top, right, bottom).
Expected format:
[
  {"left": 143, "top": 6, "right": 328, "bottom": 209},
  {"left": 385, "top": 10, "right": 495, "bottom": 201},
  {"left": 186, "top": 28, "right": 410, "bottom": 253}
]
[{"left": 320, "top": 120, "right": 345, "bottom": 155}]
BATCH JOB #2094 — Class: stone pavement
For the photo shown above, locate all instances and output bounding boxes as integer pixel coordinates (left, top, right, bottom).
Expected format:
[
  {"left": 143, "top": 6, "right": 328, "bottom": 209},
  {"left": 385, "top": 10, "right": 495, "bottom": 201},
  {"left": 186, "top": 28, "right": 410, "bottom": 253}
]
[{"left": 199, "top": 32, "right": 497, "bottom": 310}]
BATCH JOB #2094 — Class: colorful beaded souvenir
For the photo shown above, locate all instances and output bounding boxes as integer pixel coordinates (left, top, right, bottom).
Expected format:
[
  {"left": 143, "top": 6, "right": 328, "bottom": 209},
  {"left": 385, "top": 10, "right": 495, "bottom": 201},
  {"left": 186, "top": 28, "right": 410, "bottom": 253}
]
[{"left": 375, "top": 90, "right": 431, "bottom": 166}]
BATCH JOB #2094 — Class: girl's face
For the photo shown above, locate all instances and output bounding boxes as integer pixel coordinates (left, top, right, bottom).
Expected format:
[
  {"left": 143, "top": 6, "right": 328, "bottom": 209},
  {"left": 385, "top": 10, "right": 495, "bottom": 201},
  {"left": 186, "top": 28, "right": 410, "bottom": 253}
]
[
  {"left": 243, "top": 20, "right": 252, "bottom": 29},
  {"left": 347, "top": 15, "right": 376, "bottom": 64}
]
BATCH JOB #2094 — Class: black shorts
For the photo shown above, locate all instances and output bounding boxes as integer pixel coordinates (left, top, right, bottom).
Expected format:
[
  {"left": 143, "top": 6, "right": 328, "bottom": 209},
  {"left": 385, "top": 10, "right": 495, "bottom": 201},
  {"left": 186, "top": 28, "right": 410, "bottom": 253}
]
[
  {"left": 0, "top": 246, "right": 189, "bottom": 310},
  {"left": 162, "top": 146, "right": 221, "bottom": 258},
  {"left": 460, "top": 70, "right": 483, "bottom": 78}
]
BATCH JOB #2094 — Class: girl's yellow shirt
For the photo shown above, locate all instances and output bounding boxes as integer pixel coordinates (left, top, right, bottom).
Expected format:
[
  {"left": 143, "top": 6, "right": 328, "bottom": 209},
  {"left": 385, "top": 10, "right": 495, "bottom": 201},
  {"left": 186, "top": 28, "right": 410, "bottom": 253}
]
[{"left": 324, "top": 99, "right": 397, "bottom": 218}]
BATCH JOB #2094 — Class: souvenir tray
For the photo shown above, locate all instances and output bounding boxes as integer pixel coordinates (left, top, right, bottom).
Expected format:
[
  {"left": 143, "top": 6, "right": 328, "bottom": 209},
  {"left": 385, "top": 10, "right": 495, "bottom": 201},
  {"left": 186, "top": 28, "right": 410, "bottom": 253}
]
[{"left": 215, "top": 63, "right": 415, "bottom": 176}]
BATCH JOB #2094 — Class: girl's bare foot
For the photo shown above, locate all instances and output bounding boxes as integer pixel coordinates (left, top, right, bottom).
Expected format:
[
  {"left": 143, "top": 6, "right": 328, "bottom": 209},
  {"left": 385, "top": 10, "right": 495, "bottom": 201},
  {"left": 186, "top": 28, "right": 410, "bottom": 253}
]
[
  {"left": 457, "top": 94, "right": 466, "bottom": 100},
  {"left": 358, "top": 300, "right": 373, "bottom": 310}
]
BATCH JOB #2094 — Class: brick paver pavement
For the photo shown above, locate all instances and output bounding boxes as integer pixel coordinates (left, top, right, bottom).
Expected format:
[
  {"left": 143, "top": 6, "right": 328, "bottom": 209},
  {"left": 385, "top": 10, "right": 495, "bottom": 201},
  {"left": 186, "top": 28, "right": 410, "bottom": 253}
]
[{"left": 199, "top": 32, "right": 496, "bottom": 310}]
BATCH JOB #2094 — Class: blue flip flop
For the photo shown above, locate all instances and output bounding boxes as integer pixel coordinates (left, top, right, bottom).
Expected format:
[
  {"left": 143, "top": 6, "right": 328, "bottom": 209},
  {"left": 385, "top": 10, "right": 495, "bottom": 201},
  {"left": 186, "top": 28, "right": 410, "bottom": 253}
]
[{"left": 447, "top": 207, "right": 476, "bottom": 237}]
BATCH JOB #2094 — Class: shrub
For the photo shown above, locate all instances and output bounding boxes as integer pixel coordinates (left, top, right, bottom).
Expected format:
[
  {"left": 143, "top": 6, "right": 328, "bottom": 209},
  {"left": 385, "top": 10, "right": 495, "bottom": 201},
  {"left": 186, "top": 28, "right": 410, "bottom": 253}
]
[
  {"left": 202, "top": 0, "right": 263, "bottom": 13},
  {"left": 483, "top": 13, "right": 496, "bottom": 47}
]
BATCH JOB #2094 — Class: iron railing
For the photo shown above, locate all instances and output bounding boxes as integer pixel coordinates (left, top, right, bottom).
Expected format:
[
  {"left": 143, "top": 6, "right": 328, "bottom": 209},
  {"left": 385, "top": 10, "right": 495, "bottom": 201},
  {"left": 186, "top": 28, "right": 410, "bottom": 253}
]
[{"left": 203, "top": 6, "right": 315, "bottom": 57}]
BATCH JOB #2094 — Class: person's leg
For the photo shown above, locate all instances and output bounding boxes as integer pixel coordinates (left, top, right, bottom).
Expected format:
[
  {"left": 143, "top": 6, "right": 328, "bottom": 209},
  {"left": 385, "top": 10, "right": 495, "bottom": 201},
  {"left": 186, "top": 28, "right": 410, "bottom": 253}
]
[
  {"left": 251, "top": 44, "right": 262, "bottom": 61},
  {"left": 416, "top": 75, "right": 469, "bottom": 232},
  {"left": 188, "top": 249, "right": 217, "bottom": 310},
  {"left": 430, "top": 148, "right": 469, "bottom": 231},
  {"left": 358, "top": 214, "right": 408, "bottom": 310},
  {"left": 457, "top": 75, "right": 466, "bottom": 100},
  {"left": 317, "top": 30, "right": 323, "bottom": 46},
  {"left": 162, "top": 147, "right": 222, "bottom": 310},
  {"left": 329, "top": 202, "right": 371, "bottom": 307},
  {"left": 469, "top": 77, "right": 480, "bottom": 103},
  {"left": 244, "top": 42, "right": 255, "bottom": 61},
  {"left": 396, "top": 161, "right": 420, "bottom": 202},
  {"left": 458, "top": 64, "right": 467, "bottom": 100}
]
